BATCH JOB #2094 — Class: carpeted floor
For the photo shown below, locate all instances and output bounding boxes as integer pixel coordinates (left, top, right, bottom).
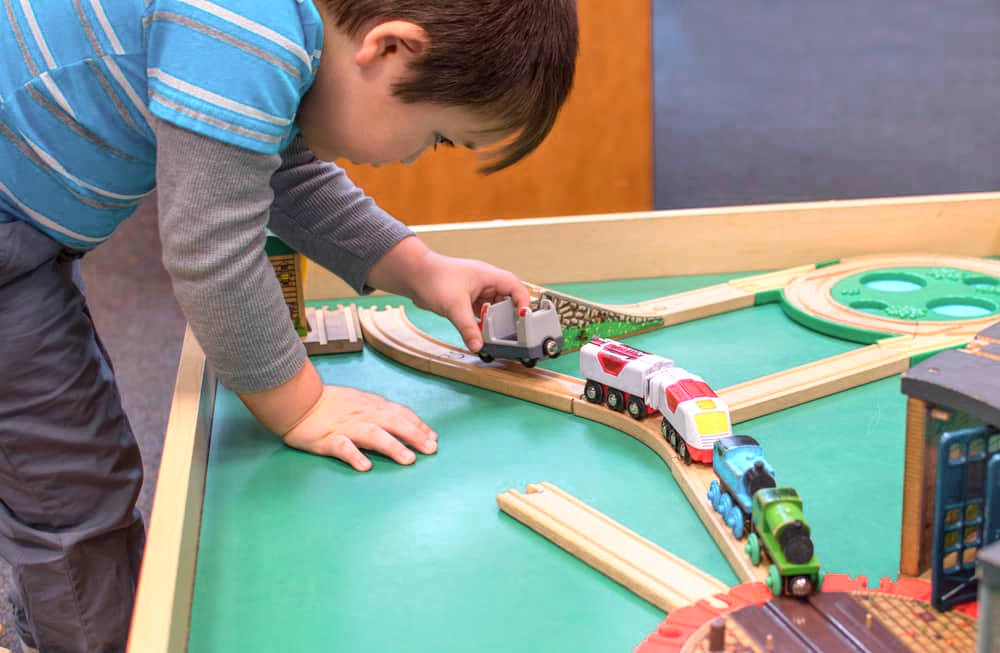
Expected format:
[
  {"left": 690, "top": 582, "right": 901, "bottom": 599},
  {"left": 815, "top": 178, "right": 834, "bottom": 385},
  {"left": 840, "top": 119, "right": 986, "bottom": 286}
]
[{"left": 1, "top": 1, "right": 998, "bottom": 650}]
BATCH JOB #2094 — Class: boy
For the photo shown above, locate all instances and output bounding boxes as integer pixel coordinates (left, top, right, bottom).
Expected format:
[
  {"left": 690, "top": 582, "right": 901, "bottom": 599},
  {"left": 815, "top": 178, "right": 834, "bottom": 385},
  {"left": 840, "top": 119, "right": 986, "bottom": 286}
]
[{"left": 0, "top": 0, "right": 578, "bottom": 650}]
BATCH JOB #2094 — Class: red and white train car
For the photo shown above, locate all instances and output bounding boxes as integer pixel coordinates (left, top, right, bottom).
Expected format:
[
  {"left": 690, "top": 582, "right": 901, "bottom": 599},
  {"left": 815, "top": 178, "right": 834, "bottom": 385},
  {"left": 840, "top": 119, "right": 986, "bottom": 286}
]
[{"left": 580, "top": 337, "right": 733, "bottom": 463}]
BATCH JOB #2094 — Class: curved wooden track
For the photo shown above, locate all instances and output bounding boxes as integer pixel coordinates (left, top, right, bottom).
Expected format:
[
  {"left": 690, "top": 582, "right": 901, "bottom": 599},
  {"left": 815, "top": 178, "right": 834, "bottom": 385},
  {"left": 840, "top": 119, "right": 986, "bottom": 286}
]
[
  {"left": 358, "top": 305, "right": 769, "bottom": 585},
  {"left": 783, "top": 253, "right": 1000, "bottom": 338},
  {"left": 358, "top": 253, "right": 1000, "bottom": 594}
]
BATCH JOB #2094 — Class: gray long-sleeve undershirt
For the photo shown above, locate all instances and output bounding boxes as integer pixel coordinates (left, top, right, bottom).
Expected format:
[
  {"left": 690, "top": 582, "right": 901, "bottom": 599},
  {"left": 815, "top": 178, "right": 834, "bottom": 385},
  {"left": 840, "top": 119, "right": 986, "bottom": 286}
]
[{"left": 154, "top": 117, "right": 414, "bottom": 393}]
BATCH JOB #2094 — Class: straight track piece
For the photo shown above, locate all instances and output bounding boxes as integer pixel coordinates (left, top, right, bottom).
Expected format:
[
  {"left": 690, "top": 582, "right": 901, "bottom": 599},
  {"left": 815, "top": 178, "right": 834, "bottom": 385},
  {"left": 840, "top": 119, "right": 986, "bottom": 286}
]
[
  {"left": 497, "top": 482, "right": 730, "bottom": 612},
  {"left": 302, "top": 304, "right": 364, "bottom": 355}
]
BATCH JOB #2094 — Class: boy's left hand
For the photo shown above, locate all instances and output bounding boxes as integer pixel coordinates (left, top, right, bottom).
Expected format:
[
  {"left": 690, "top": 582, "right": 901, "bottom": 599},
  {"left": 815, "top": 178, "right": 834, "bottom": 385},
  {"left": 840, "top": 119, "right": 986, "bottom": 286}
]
[{"left": 368, "top": 237, "right": 531, "bottom": 352}]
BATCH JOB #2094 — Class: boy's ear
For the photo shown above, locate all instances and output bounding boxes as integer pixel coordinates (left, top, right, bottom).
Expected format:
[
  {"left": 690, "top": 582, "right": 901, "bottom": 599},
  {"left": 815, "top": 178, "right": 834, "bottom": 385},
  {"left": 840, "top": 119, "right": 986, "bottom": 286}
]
[{"left": 355, "top": 21, "right": 428, "bottom": 66}]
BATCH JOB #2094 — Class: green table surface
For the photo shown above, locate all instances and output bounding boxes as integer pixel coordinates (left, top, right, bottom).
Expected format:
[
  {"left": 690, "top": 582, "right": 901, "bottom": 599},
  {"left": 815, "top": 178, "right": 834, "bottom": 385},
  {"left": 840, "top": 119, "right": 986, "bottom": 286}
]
[{"left": 188, "top": 273, "right": 906, "bottom": 652}]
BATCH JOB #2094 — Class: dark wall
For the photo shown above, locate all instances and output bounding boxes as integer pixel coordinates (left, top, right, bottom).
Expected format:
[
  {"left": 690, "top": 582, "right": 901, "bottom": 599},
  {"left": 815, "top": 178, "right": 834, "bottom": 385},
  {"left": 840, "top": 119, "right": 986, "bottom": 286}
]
[{"left": 653, "top": 1, "right": 1000, "bottom": 209}]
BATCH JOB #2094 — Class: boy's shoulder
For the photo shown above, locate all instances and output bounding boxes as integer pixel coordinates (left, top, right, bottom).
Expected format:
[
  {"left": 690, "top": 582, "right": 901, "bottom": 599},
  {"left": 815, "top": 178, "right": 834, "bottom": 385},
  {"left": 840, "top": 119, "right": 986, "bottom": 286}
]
[
  {"left": 146, "top": 0, "right": 325, "bottom": 155},
  {"left": 147, "top": 0, "right": 324, "bottom": 61}
]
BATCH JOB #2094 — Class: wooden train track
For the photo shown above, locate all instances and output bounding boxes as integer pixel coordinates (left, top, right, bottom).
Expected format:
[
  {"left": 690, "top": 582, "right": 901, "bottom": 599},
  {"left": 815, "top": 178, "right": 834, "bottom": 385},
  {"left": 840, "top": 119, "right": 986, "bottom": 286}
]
[
  {"left": 358, "top": 253, "right": 1000, "bottom": 597},
  {"left": 783, "top": 254, "right": 1000, "bottom": 339},
  {"left": 720, "top": 333, "right": 970, "bottom": 422},
  {"left": 527, "top": 264, "right": 810, "bottom": 329},
  {"left": 496, "top": 482, "right": 730, "bottom": 612},
  {"left": 527, "top": 255, "right": 1000, "bottom": 341},
  {"left": 358, "top": 305, "right": 769, "bottom": 584}
]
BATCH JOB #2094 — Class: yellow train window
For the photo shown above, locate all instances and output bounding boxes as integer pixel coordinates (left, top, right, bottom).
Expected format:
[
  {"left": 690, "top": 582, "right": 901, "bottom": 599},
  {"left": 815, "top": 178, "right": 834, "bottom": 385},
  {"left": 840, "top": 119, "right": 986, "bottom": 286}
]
[{"left": 694, "top": 411, "right": 730, "bottom": 436}]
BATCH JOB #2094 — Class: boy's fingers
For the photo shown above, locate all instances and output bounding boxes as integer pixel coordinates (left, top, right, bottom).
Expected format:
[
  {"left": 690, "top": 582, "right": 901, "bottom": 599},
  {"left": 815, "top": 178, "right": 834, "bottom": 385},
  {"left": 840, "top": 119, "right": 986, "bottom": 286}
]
[
  {"left": 374, "top": 409, "right": 438, "bottom": 454},
  {"left": 508, "top": 280, "right": 532, "bottom": 309},
  {"left": 449, "top": 306, "right": 483, "bottom": 352},
  {"left": 374, "top": 400, "right": 434, "bottom": 436},
  {"left": 321, "top": 433, "right": 372, "bottom": 471},
  {"left": 352, "top": 424, "right": 419, "bottom": 465}
]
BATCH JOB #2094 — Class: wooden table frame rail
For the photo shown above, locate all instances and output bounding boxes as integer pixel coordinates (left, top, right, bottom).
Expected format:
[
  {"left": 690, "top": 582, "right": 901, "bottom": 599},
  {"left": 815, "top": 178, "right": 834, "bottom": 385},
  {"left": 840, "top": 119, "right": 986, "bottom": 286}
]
[{"left": 128, "top": 192, "right": 1000, "bottom": 653}]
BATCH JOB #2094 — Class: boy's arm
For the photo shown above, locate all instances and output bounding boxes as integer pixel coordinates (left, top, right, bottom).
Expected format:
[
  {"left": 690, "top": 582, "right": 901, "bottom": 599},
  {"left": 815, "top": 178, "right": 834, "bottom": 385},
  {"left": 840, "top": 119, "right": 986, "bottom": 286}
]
[
  {"left": 153, "top": 117, "right": 321, "bottom": 428},
  {"left": 267, "top": 135, "right": 414, "bottom": 294},
  {"left": 154, "top": 118, "right": 434, "bottom": 467},
  {"left": 266, "top": 138, "right": 529, "bottom": 351}
]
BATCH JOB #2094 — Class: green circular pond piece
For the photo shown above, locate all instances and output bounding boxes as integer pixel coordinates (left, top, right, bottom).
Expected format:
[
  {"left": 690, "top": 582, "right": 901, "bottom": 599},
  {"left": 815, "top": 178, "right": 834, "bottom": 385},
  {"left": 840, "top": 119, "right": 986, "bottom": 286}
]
[{"left": 832, "top": 266, "right": 1000, "bottom": 322}]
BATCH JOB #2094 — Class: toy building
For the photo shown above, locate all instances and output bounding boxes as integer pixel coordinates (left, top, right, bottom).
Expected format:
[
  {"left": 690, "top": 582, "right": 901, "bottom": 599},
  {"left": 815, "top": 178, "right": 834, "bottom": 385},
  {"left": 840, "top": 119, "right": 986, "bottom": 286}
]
[
  {"left": 265, "top": 233, "right": 307, "bottom": 337},
  {"left": 899, "top": 321, "right": 1000, "bottom": 610}
]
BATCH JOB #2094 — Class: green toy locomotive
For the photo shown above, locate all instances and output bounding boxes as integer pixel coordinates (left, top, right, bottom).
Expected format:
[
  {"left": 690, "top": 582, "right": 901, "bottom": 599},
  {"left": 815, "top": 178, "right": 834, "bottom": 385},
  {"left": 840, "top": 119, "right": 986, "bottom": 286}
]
[{"left": 744, "top": 487, "right": 823, "bottom": 597}]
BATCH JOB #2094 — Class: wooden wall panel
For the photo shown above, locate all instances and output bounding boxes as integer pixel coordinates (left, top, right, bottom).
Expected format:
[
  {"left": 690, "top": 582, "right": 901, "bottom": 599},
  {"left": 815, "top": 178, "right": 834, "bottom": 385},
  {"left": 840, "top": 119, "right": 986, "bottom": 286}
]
[{"left": 336, "top": 0, "right": 653, "bottom": 225}]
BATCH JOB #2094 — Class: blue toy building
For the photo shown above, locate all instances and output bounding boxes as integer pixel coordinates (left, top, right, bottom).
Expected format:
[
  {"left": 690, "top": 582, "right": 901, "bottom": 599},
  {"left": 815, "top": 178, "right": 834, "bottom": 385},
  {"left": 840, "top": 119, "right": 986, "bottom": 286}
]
[{"left": 900, "top": 321, "right": 1000, "bottom": 610}]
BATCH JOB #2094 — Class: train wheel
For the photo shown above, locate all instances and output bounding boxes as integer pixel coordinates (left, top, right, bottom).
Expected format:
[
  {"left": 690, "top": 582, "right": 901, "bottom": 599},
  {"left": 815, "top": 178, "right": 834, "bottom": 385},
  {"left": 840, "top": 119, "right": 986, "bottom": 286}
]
[
  {"left": 719, "top": 493, "right": 733, "bottom": 516},
  {"left": 660, "top": 418, "right": 672, "bottom": 439},
  {"left": 745, "top": 533, "right": 761, "bottom": 565},
  {"left": 677, "top": 439, "right": 692, "bottom": 464},
  {"left": 478, "top": 351, "right": 495, "bottom": 363},
  {"left": 542, "top": 338, "right": 561, "bottom": 358},
  {"left": 726, "top": 505, "right": 745, "bottom": 539},
  {"left": 707, "top": 481, "right": 721, "bottom": 509},
  {"left": 626, "top": 396, "right": 645, "bottom": 419},
  {"left": 788, "top": 575, "right": 813, "bottom": 597},
  {"left": 766, "top": 565, "right": 783, "bottom": 597},
  {"left": 584, "top": 380, "right": 604, "bottom": 403},
  {"left": 606, "top": 389, "right": 625, "bottom": 412},
  {"left": 521, "top": 358, "right": 538, "bottom": 368}
]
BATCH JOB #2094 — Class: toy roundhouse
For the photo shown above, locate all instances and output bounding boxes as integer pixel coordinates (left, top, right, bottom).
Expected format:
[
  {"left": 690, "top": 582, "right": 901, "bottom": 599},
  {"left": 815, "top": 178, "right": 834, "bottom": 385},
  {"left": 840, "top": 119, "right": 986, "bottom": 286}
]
[{"left": 900, "top": 321, "right": 1000, "bottom": 610}]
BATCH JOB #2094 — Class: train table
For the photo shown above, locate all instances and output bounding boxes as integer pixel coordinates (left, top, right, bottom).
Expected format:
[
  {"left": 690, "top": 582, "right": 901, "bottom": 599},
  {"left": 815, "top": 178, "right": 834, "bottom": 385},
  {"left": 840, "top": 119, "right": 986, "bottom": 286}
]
[{"left": 128, "top": 193, "right": 1000, "bottom": 652}]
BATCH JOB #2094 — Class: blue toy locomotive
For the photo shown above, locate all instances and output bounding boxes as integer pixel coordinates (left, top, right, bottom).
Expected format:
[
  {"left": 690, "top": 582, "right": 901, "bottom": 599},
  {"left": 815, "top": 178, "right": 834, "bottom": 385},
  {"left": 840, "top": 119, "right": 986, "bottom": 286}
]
[
  {"left": 708, "top": 435, "right": 777, "bottom": 539},
  {"left": 708, "top": 435, "right": 823, "bottom": 597}
]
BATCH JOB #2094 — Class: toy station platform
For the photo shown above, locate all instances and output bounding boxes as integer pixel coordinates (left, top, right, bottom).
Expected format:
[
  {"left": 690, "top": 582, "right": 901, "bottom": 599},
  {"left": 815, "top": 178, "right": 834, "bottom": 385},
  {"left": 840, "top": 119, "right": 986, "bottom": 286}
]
[{"left": 129, "top": 193, "right": 1000, "bottom": 653}]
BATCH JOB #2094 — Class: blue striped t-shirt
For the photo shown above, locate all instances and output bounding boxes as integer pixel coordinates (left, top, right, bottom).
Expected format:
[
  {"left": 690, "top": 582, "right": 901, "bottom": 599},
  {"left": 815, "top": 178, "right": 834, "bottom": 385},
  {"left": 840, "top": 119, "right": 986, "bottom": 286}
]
[{"left": 0, "top": 0, "right": 323, "bottom": 249}]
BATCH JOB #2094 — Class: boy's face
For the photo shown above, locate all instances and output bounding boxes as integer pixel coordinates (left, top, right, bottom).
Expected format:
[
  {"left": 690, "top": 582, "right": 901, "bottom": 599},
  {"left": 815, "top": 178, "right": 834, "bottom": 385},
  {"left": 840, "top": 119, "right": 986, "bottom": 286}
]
[{"left": 298, "top": 17, "right": 505, "bottom": 166}]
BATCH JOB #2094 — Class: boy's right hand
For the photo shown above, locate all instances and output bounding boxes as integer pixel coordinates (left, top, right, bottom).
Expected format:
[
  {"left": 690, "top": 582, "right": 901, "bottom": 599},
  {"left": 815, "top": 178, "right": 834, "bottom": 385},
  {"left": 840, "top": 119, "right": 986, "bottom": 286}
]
[{"left": 281, "top": 385, "right": 438, "bottom": 471}]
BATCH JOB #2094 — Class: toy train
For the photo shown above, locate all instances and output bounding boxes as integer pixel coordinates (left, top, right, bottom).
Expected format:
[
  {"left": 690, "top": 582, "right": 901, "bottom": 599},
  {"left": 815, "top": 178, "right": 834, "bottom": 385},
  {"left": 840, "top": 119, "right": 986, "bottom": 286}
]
[
  {"left": 709, "top": 435, "right": 822, "bottom": 597},
  {"left": 477, "top": 297, "right": 563, "bottom": 367},
  {"left": 481, "top": 328, "right": 822, "bottom": 598},
  {"left": 579, "top": 337, "right": 732, "bottom": 463}
]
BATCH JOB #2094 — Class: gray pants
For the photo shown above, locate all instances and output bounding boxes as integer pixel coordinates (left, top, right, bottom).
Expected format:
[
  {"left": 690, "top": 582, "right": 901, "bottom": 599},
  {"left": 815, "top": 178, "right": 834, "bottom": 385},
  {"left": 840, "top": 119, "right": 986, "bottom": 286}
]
[{"left": 0, "top": 220, "right": 145, "bottom": 653}]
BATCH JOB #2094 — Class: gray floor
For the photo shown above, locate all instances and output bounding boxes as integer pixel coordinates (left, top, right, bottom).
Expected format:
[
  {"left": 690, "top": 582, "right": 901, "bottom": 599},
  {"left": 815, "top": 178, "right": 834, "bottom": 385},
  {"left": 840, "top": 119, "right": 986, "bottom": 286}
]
[{"left": 2, "top": 2, "right": 999, "bottom": 650}]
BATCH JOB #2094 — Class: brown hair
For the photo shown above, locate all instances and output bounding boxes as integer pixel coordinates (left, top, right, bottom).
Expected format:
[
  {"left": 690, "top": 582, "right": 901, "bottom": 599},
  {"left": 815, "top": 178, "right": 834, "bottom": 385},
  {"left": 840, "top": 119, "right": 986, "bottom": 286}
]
[{"left": 324, "top": 0, "right": 578, "bottom": 173}]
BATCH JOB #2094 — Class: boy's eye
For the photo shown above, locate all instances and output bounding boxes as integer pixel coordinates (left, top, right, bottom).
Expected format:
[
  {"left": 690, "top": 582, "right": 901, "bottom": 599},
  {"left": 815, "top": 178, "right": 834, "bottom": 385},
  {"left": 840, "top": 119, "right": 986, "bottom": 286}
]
[{"left": 433, "top": 134, "right": 455, "bottom": 150}]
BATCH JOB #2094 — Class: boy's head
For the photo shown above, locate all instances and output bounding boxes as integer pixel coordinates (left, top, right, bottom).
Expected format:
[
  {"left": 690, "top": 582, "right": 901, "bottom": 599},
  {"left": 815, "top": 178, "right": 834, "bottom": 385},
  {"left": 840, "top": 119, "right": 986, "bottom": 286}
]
[{"left": 298, "top": 0, "right": 578, "bottom": 173}]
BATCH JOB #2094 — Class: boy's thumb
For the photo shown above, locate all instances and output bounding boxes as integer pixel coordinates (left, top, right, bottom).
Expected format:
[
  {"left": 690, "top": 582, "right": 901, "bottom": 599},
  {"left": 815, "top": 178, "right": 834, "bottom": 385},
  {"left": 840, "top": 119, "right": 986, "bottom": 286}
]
[{"left": 452, "top": 310, "right": 482, "bottom": 352}]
